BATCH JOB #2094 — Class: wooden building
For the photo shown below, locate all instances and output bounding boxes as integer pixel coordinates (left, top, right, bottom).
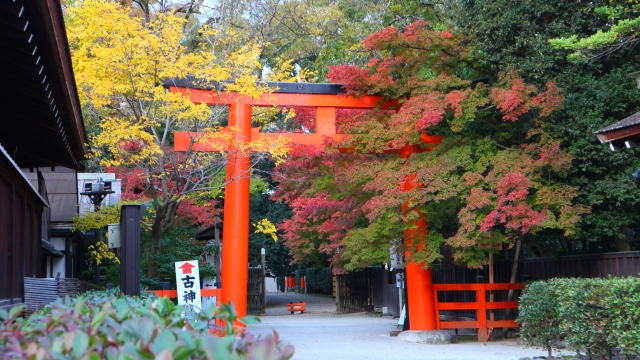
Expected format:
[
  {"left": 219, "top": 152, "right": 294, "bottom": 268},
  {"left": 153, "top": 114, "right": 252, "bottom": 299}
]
[
  {"left": 0, "top": 0, "right": 88, "bottom": 310},
  {"left": 594, "top": 111, "right": 640, "bottom": 151}
]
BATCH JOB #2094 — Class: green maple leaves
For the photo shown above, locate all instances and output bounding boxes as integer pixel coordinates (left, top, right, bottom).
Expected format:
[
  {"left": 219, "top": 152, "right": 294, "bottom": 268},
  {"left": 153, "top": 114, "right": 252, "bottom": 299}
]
[{"left": 276, "top": 20, "right": 584, "bottom": 270}]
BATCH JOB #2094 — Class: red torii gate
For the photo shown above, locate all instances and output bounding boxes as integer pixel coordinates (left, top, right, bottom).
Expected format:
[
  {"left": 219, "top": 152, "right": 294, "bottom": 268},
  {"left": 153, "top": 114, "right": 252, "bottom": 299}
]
[{"left": 169, "top": 79, "right": 442, "bottom": 330}]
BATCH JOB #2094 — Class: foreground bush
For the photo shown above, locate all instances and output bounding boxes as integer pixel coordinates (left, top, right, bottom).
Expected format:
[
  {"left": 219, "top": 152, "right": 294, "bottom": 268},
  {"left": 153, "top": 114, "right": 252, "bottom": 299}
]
[
  {"left": 0, "top": 291, "right": 293, "bottom": 359},
  {"left": 517, "top": 280, "right": 563, "bottom": 358},
  {"left": 517, "top": 277, "right": 640, "bottom": 359}
]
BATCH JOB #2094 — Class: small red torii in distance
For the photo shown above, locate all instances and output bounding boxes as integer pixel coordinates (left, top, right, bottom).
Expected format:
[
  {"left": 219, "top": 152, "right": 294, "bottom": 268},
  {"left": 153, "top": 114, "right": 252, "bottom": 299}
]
[{"left": 168, "top": 78, "right": 442, "bottom": 330}]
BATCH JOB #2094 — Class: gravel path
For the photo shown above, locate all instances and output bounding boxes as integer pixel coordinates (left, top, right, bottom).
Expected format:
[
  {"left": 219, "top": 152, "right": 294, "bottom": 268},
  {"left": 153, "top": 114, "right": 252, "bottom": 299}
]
[{"left": 248, "top": 292, "right": 576, "bottom": 360}]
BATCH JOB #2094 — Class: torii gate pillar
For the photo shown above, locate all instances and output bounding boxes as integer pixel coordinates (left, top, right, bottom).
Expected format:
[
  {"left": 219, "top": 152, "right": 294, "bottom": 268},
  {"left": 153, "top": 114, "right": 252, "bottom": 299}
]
[
  {"left": 221, "top": 102, "right": 252, "bottom": 317},
  {"left": 402, "top": 173, "right": 437, "bottom": 330}
]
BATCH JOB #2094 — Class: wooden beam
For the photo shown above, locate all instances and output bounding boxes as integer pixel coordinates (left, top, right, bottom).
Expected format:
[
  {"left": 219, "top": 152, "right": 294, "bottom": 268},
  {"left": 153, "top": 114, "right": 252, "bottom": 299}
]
[
  {"left": 438, "top": 321, "right": 481, "bottom": 329},
  {"left": 485, "top": 283, "right": 525, "bottom": 291},
  {"left": 169, "top": 86, "right": 385, "bottom": 108},
  {"left": 437, "top": 302, "right": 481, "bottom": 310},
  {"left": 596, "top": 123, "right": 640, "bottom": 143},
  {"left": 485, "top": 301, "right": 519, "bottom": 309},
  {"left": 174, "top": 130, "right": 443, "bottom": 152},
  {"left": 487, "top": 320, "right": 519, "bottom": 328},
  {"left": 433, "top": 284, "right": 484, "bottom": 291}
]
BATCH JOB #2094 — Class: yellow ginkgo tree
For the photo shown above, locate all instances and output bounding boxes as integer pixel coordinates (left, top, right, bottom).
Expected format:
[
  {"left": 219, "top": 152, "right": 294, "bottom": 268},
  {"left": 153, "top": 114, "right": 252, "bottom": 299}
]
[{"left": 66, "top": 0, "right": 290, "bottom": 278}]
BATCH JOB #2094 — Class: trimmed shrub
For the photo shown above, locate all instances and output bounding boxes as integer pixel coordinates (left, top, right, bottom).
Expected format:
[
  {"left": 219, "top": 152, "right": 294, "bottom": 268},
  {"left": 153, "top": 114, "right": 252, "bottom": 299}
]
[
  {"left": 554, "top": 278, "right": 612, "bottom": 358},
  {"left": 0, "top": 291, "right": 293, "bottom": 359},
  {"left": 517, "top": 276, "right": 640, "bottom": 359},
  {"left": 517, "top": 280, "right": 563, "bottom": 358},
  {"left": 305, "top": 268, "right": 332, "bottom": 295},
  {"left": 605, "top": 276, "right": 640, "bottom": 355}
]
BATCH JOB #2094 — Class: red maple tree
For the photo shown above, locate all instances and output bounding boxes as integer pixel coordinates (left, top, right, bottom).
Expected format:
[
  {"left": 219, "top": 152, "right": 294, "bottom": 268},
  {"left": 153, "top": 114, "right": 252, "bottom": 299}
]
[{"left": 273, "top": 21, "right": 586, "bottom": 271}]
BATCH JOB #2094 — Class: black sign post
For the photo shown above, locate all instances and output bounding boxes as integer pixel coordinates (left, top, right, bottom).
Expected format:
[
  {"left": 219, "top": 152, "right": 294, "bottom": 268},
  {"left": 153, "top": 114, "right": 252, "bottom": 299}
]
[{"left": 120, "top": 204, "right": 146, "bottom": 296}]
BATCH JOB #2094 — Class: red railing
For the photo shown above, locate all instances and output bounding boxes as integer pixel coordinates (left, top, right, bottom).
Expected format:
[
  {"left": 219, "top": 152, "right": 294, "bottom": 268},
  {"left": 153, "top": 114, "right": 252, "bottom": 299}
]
[
  {"left": 433, "top": 283, "right": 524, "bottom": 341},
  {"left": 150, "top": 288, "right": 222, "bottom": 298}
]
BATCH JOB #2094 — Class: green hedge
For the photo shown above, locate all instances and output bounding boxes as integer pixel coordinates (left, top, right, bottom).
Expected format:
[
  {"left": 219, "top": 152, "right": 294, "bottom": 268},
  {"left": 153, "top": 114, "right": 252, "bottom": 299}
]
[
  {"left": 303, "top": 268, "right": 332, "bottom": 295},
  {"left": 517, "top": 277, "right": 640, "bottom": 359}
]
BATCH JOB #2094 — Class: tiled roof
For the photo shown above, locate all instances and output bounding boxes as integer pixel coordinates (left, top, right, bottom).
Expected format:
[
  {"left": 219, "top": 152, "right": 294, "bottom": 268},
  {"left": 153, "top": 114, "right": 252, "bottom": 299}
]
[
  {"left": 594, "top": 111, "right": 640, "bottom": 134},
  {"left": 42, "top": 238, "right": 64, "bottom": 257}
]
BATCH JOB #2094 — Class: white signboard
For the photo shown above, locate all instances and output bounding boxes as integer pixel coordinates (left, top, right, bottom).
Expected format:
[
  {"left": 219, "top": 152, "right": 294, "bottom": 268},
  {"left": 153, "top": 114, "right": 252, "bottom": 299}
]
[
  {"left": 107, "top": 224, "right": 120, "bottom": 248},
  {"left": 390, "top": 245, "right": 404, "bottom": 269},
  {"left": 201, "top": 279, "right": 217, "bottom": 310},
  {"left": 175, "top": 260, "right": 202, "bottom": 312}
]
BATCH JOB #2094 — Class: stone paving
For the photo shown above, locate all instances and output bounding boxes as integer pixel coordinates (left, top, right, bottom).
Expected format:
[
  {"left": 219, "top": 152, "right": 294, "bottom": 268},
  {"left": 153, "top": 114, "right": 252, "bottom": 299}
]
[{"left": 248, "top": 292, "right": 576, "bottom": 360}]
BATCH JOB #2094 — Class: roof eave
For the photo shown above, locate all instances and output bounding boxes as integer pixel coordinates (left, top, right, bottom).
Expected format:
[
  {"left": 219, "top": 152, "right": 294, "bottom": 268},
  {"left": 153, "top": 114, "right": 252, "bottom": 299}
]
[{"left": 27, "top": 0, "right": 88, "bottom": 169}]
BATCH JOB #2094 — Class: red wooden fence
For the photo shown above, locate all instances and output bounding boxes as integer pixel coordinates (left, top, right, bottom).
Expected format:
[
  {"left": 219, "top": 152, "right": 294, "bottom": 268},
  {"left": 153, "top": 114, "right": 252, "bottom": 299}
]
[{"left": 433, "top": 283, "right": 524, "bottom": 341}]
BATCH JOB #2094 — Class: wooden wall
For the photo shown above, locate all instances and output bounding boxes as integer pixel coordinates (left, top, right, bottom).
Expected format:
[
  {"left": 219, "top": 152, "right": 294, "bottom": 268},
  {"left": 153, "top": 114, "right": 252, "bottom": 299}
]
[
  {"left": 0, "top": 154, "right": 45, "bottom": 310},
  {"left": 372, "top": 268, "right": 400, "bottom": 317}
]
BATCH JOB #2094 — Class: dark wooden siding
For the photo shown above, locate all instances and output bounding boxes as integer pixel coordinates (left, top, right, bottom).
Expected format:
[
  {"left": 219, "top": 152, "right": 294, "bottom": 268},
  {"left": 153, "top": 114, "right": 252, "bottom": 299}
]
[
  {"left": 433, "top": 251, "right": 640, "bottom": 286},
  {"left": 0, "top": 154, "right": 46, "bottom": 309},
  {"left": 502, "top": 252, "right": 640, "bottom": 280},
  {"left": 372, "top": 268, "right": 400, "bottom": 317},
  {"left": 0, "top": 175, "right": 13, "bottom": 308}
]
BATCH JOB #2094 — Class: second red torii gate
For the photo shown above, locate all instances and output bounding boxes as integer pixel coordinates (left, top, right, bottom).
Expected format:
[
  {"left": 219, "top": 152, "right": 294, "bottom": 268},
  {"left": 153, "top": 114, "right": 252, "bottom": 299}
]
[{"left": 168, "top": 78, "right": 442, "bottom": 330}]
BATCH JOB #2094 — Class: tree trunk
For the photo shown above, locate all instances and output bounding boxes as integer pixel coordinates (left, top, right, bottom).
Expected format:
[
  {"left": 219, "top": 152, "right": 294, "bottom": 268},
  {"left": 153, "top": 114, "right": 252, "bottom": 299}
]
[
  {"left": 146, "top": 200, "right": 178, "bottom": 279},
  {"left": 504, "top": 238, "right": 522, "bottom": 332},
  {"left": 508, "top": 238, "right": 522, "bottom": 291},
  {"left": 146, "top": 201, "right": 166, "bottom": 279},
  {"left": 581, "top": 238, "right": 588, "bottom": 252},
  {"left": 558, "top": 234, "right": 570, "bottom": 254},
  {"left": 522, "top": 241, "right": 537, "bottom": 258},
  {"left": 613, "top": 225, "right": 631, "bottom": 252},
  {"left": 147, "top": 224, "right": 162, "bottom": 279}
]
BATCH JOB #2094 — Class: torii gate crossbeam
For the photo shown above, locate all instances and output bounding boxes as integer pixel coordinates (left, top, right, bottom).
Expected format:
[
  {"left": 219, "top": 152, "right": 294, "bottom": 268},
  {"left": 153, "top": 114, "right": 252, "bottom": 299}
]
[{"left": 169, "top": 79, "right": 440, "bottom": 330}]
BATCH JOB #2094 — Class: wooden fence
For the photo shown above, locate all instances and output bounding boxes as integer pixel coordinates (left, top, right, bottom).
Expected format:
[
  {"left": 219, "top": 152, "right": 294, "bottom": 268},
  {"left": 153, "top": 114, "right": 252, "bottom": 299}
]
[
  {"left": 247, "top": 268, "right": 265, "bottom": 315},
  {"left": 499, "top": 251, "right": 640, "bottom": 280},
  {"left": 434, "top": 251, "right": 640, "bottom": 285},
  {"left": 336, "top": 268, "right": 374, "bottom": 313},
  {"left": 430, "top": 251, "right": 640, "bottom": 321},
  {"left": 354, "top": 251, "right": 640, "bottom": 325},
  {"left": 24, "top": 277, "right": 81, "bottom": 315}
]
